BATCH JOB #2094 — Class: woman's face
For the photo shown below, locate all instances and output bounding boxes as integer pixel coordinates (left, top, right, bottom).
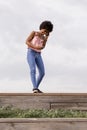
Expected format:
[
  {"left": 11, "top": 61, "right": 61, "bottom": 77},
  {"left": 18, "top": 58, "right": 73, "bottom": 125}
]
[{"left": 40, "top": 29, "right": 49, "bottom": 36}]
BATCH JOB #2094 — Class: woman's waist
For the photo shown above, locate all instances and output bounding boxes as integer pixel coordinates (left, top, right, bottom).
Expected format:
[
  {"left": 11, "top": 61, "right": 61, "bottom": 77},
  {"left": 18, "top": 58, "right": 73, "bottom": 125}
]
[{"left": 28, "top": 47, "right": 41, "bottom": 53}]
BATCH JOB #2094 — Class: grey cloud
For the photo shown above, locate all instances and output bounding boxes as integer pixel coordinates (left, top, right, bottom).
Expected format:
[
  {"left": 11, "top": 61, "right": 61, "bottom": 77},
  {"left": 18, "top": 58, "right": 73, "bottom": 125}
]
[{"left": 0, "top": 0, "right": 87, "bottom": 92}]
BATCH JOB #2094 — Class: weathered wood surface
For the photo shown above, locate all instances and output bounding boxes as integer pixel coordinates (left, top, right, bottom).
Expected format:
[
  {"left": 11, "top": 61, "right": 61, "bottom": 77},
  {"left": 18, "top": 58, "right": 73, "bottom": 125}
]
[
  {"left": 0, "top": 118, "right": 87, "bottom": 130},
  {"left": 0, "top": 93, "right": 87, "bottom": 110}
]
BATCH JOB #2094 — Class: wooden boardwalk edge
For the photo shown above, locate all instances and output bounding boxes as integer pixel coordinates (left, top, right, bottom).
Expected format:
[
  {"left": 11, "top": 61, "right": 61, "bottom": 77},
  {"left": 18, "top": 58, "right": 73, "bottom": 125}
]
[
  {"left": 0, "top": 93, "right": 87, "bottom": 110},
  {"left": 0, "top": 93, "right": 87, "bottom": 96},
  {"left": 0, "top": 118, "right": 87, "bottom": 123}
]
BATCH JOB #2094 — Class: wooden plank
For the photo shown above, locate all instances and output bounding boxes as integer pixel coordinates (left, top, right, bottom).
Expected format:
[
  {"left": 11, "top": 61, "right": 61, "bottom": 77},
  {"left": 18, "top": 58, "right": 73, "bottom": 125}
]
[
  {"left": 51, "top": 102, "right": 87, "bottom": 110},
  {"left": 0, "top": 93, "right": 87, "bottom": 96},
  {"left": 0, "top": 118, "right": 87, "bottom": 130}
]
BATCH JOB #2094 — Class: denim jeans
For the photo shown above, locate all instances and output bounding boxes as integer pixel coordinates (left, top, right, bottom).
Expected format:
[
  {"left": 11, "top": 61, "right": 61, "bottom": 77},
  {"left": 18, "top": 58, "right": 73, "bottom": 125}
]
[{"left": 27, "top": 48, "right": 45, "bottom": 89}]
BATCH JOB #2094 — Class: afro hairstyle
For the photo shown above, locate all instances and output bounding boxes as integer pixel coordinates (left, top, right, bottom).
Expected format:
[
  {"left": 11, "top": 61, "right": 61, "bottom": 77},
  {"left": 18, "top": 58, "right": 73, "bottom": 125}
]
[{"left": 39, "top": 21, "right": 53, "bottom": 32}]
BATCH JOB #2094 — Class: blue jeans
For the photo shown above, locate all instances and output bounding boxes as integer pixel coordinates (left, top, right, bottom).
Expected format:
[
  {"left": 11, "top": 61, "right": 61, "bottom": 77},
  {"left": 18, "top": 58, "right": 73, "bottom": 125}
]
[{"left": 27, "top": 49, "right": 45, "bottom": 89}]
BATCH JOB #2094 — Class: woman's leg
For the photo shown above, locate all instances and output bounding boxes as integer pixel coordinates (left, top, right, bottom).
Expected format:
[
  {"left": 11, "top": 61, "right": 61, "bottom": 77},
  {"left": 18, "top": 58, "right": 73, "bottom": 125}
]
[
  {"left": 35, "top": 53, "right": 45, "bottom": 88},
  {"left": 27, "top": 49, "right": 37, "bottom": 89}
]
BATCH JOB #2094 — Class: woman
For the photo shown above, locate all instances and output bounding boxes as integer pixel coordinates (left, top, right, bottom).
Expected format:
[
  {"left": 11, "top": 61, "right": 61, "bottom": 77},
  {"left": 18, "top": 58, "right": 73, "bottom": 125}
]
[{"left": 26, "top": 21, "right": 53, "bottom": 93}]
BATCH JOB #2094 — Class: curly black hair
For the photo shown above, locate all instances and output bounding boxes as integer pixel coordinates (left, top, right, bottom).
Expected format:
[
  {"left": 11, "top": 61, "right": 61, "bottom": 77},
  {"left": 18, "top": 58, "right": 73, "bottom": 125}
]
[{"left": 39, "top": 21, "right": 53, "bottom": 32}]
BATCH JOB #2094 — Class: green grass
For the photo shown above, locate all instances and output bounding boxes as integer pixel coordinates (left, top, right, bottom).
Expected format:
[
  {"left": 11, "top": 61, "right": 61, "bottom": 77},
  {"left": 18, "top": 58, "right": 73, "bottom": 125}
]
[{"left": 0, "top": 106, "right": 87, "bottom": 118}]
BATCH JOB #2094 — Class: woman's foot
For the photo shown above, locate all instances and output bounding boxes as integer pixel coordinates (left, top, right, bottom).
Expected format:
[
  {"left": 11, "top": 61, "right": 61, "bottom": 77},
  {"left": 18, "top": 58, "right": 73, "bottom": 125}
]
[{"left": 33, "top": 88, "right": 43, "bottom": 93}]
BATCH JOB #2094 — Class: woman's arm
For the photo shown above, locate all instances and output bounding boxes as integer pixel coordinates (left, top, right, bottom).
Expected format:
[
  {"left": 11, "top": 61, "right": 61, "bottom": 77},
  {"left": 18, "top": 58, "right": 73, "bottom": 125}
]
[{"left": 26, "top": 31, "right": 35, "bottom": 46}]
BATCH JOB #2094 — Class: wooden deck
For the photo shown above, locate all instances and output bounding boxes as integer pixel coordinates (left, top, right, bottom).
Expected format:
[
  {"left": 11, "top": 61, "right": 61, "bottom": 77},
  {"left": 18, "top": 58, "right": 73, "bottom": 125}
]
[
  {"left": 0, "top": 118, "right": 87, "bottom": 130},
  {"left": 0, "top": 93, "right": 87, "bottom": 130},
  {"left": 0, "top": 93, "right": 87, "bottom": 110}
]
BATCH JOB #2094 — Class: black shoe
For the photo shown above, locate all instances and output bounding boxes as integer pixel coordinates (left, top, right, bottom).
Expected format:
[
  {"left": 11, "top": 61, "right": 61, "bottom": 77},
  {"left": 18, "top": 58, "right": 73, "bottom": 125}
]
[
  {"left": 33, "top": 88, "right": 43, "bottom": 93},
  {"left": 33, "top": 89, "right": 38, "bottom": 93},
  {"left": 37, "top": 89, "right": 43, "bottom": 93}
]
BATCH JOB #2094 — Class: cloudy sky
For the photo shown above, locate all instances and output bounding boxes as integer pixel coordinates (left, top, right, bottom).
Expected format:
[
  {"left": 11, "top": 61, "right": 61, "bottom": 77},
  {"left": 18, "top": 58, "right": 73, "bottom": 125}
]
[{"left": 0, "top": 0, "right": 87, "bottom": 93}]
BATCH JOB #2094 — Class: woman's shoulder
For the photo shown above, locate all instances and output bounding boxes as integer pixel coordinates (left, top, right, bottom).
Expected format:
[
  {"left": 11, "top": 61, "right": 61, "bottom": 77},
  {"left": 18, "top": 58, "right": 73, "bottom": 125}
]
[
  {"left": 30, "top": 30, "right": 42, "bottom": 37},
  {"left": 34, "top": 31, "right": 40, "bottom": 36}
]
